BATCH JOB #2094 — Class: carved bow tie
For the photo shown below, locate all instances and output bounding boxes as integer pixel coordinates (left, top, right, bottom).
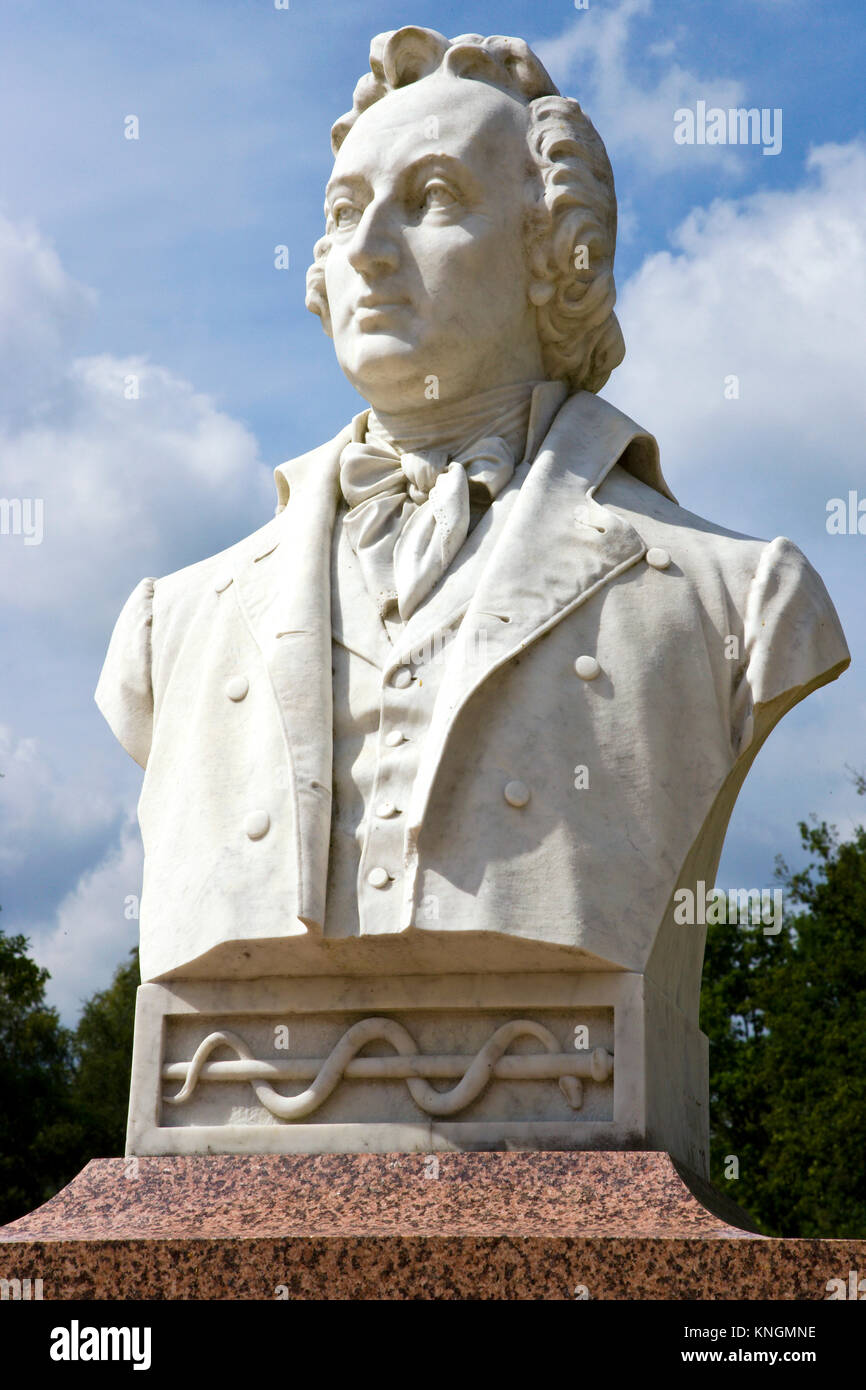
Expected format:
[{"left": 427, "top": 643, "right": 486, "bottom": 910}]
[{"left": 339, "top": 434, "right": 515, "bottom": 620}]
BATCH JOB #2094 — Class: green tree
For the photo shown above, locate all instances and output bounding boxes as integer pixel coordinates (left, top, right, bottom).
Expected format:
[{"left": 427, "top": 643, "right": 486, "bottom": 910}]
[
  {"left": 0, "top": 930, "right": 74, "bottom": 1224},
  {"left": 702, "top": 800, "right": 866, "bottom": 1237},
  {"left": 0, "top": 940, "right": 139, "bottom": 1225},
  {"left": 67, "top": 948, "right": 139, "bottom": 1159}
]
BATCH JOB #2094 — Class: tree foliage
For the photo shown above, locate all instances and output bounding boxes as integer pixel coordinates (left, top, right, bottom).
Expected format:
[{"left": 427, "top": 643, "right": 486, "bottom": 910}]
[
  {"left": 702, "top": 806, "right": 866, "bottom": 1236},
  {"left": 0, "top": 931, "right": 74, "bottom": 1224},
  {"left": 0, "top": 939, "right": 138, "bottom": 1225},
  {"left": 68, "top": 950, "right": 139, "bottom": 1160}
]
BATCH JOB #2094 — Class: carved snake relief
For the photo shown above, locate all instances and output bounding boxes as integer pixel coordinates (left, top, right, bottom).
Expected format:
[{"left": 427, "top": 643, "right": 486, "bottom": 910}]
[{"left": 164, "top": 1017, "right": 613, "bottom": 1119}]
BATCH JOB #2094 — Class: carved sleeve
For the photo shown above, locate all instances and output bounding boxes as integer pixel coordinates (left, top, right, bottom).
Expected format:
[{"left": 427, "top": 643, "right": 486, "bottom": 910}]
[
  {"left": 94, "top": 576, "right": 156, "bottom": 769},
  {"left": 731, "top": 536, "right": 850, "bottom": 758}
]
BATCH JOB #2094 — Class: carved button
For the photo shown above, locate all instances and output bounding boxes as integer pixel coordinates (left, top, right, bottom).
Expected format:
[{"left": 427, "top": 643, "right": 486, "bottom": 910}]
[
  {"left": 225, "top": 675, "right": 249, "bottom": 702},
  {"left": 384, "top": 730, "right": 405, "bottom": 747},
  {"left": 574, "top": 655, "right": 601, "bottom": 681},
  {"left": 214, "top": 574, "right": 233, "bottom": 594},
  {"left": 375, "top": 801, "right": 398, "bottom": 819},
  {"left": 504, "top": 780, "right": 531, "bottom": 808},
  {"left": 391, "top": 667, "right": 413, "bottom": 689},
  {"left": 244, "top": 810, "right": 270, "bottom": 840},
  {"left": 646, "top": 547, "right": 671, "bottom": 570},
  {"left": 367, "top": 866, "right": 390, "bottom": 888}
]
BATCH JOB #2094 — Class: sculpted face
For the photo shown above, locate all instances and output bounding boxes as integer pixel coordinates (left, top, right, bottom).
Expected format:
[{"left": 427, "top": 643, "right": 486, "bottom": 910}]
[{"left": 324, "top": 73, "right": 546, "bottom": 412}]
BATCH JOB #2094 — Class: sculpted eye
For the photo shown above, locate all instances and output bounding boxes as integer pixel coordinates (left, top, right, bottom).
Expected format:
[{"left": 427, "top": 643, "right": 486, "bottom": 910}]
[
  {"left": 331, "top": 200, "right": 362, "bottom": 229},
  {"left": 420, "top": 180, "right": 459, "bottom": 211}
]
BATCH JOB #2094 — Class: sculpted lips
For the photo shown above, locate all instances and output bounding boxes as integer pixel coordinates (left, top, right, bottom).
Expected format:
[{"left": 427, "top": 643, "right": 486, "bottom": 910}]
[
  {"left": 354, "top": 293, "right": 412, "bottom": 330},
  {"left": 355, "top": 293, "right": 411, "bottom": 311}
]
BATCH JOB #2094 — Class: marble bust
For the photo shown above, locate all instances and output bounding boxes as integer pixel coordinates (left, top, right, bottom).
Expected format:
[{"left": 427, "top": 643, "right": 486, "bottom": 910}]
[{"left": 96, "top": 28, "right": 849, "bottom": 1166}]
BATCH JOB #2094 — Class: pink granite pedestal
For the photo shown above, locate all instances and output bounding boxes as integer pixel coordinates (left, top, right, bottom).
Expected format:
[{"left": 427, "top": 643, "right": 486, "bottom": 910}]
[{"left": 1, "top": 1152, "right": 863, "bottom": 1300}]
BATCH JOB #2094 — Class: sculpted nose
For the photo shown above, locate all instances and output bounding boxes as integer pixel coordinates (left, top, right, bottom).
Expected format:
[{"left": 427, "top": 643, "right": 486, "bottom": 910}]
[{"left": 347, "top": 202, "right": 400, "bottom": 276}]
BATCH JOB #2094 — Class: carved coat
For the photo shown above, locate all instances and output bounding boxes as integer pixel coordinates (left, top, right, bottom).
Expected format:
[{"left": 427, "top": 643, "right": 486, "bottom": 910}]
[{"left": 96, "top": 390, "right": 849, "bottom": 1015}]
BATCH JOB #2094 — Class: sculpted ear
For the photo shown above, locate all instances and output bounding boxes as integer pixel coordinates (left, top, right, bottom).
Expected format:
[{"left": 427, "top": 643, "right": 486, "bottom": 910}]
[{"left": 305, "top": 237, "right": 333, "bottom": 337}]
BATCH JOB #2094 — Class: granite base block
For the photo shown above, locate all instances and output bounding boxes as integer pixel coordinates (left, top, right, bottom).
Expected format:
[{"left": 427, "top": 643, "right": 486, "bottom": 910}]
[{"left": 1, "top": 1153, "right": 863, "bottom": 1300}]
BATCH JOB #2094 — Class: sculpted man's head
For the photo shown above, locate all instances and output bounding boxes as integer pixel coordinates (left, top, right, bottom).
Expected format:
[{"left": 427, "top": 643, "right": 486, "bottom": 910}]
[{"left": 306, "top": 27, "right": 625, "bottom": 413}]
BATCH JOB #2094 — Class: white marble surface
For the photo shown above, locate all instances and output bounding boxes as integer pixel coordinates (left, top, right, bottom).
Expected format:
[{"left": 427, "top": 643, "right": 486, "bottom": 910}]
[
  {"left": 98, "top": 387, "right": 848, "bottom": 997},
  {"left": 127, "top": 971, "right": 708, "bottom": 1172},
  {"left": 97, "top": 27, "right": 850, "bottom": 1159}
]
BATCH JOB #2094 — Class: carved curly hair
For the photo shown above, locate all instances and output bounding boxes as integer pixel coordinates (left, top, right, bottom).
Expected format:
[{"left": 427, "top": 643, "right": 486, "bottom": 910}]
[{"left": 305, "top": 26, "right": 625, "bottom": 395}]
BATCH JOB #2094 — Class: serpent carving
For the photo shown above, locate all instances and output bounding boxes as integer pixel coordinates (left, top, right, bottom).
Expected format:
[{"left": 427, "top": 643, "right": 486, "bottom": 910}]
[{"left": 164, "top": 1017, "right": 611, "bottom": 1119}]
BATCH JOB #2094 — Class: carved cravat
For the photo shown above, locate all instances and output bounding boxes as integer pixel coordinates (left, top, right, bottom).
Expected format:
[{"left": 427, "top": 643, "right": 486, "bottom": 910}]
[
  {"left": 339, "top": 382, "right": 538, "bottom": 619},
  {"left": 339, "top": 434, "right": 516, "bottom": 619}
]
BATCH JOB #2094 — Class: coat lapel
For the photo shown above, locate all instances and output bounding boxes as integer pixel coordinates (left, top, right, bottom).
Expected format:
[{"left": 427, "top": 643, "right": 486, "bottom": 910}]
[
  {"left": 406, "top": 390, "right": 662, "bottom": 835},
  {"left": 230, "top": 391, "right": 664, "bottom": 919},
  {"left": 232, "top": 425, "right": 351, "bottom": 927}
]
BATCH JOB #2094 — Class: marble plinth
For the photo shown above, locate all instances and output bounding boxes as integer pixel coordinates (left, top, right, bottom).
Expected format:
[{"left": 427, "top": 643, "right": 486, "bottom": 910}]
[
  {"left": 2, "top": 1152, "right": 864, "bottom": 1300},
  {"left": 128, "top": 973, "right": 708, "bottom": 1174}
]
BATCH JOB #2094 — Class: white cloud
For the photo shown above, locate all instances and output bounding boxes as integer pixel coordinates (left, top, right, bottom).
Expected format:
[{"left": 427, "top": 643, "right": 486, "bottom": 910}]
[
  {"left": 603, "top": 138, "right": 866, "bottom": 877},
  {"left": 29, "top": 814, "right": 143, "bottom": 1023},
  {"left": 0, "top": 211, "right": 276, "bottom": 1020},
  {"left": 608, "top": 139, "right": 866, "bottom": 521},
  {"left": 0, "top": 724, "right": 117, "bottom": 875},
  {"left": 534, "top": 0, "right": 747, "bottom": 175},
  {"left": 0, "top": 722, "right": 140, "bottom": 1023},
  {"left": 0, "top": 213, "right": 274, "bottom": 636},
  {"left": 0, "top": 213, "right": 95, "bottom": 428}
]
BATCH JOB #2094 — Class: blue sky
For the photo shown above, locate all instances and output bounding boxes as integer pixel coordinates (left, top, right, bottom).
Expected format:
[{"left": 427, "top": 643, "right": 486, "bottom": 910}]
[{"left": 1, "top": 0, "right": 864, "bottom": 1020}]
